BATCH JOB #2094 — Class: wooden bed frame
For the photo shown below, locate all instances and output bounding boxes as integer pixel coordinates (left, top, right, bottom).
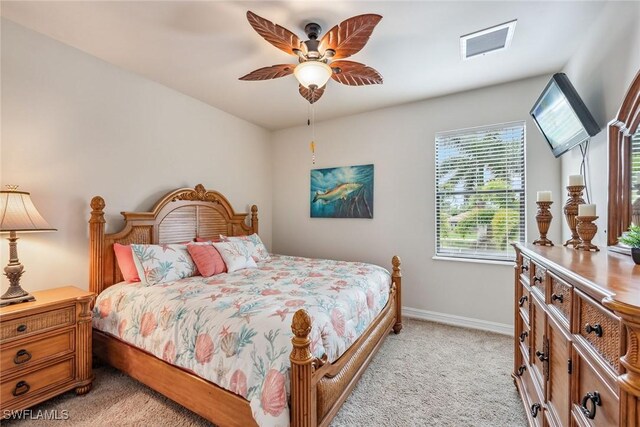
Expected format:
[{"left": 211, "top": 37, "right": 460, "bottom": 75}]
[{"left": 89, "top": 184, "right": 402, "bottom": 427}]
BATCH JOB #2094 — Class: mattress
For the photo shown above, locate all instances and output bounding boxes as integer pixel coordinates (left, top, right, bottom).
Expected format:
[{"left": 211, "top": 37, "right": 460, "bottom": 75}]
[{"left": 92, "top": 254, "right": 391, "bottom": 427}]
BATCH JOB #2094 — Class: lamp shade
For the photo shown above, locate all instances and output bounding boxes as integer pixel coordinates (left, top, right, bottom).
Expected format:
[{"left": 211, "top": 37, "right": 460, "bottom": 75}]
[
  {"left": 294, "top": 61, "right": 332, "bottom": 89},
  {"left": 0, "top": 188, "right": 56, "bottom": 232}
]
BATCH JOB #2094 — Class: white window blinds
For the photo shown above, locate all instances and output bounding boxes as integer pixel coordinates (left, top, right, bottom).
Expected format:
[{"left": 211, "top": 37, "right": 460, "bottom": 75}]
[
  {"left": 632, "top": 131, "right": 640, "bottom": 225},
  {"left": 435, "top": 121, "right": 526, "bottom": 261}
]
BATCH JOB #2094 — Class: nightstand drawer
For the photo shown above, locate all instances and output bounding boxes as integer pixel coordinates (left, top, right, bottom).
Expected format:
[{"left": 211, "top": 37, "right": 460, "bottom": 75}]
[
  {"left": 1, "top": 357, "right": 75, "bottom": 407},
  {"left": 0, "top": 329, "right": 74, "bottom": 375},
  {"left": 1, "top": 306, "right": 75, "bottom": 342}
]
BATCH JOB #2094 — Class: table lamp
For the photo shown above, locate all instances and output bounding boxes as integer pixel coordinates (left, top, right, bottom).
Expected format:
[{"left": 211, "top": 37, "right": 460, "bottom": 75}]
[{"left": 0, "top": 186, "right": 56, "bottom": 306}]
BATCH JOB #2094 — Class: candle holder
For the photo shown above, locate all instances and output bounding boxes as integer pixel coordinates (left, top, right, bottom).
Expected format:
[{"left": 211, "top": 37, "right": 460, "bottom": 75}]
[
  {"left": 576, "top": 216, "right": 600, "bottom": 252},
  {"left": 562, "top": 185, "right": 585, "bottom": 248},
  {"left": 533, "top": 201, "right": 554, "bottom": 246}
]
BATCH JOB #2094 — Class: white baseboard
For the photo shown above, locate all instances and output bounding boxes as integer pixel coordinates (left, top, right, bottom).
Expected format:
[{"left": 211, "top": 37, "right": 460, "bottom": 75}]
[{"left": 402, "top": 306, "right": 514, "bottom": 336}]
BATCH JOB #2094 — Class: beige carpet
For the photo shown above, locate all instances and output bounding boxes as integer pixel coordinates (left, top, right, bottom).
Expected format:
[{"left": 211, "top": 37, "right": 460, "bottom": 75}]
[{"left": 3, "top": 319, "right": 526, "bottom": 426}]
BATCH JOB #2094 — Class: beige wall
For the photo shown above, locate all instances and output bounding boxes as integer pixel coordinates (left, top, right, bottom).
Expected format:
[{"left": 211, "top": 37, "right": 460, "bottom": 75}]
[
  {"left": 271, "top": 75, "right": 562, "bottom": 326},
  {"left": 560, "top": 2, "right": 640, "bottom": 245},
  {"left": 0, "top": 19, "right": 272, "bottom": 293}
]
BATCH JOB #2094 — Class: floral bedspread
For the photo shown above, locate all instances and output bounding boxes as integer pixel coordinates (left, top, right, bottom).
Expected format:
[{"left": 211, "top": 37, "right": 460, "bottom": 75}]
[{"left": 92, "top": 254, "right": 391, "bottom": 427}]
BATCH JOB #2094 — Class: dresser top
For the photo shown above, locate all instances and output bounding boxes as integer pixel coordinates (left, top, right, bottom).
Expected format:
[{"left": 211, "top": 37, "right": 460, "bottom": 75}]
[
  {"left": 516, "top": 243, "right": 640, "bottom": 315},
  {"left": 0, "top": 286, "right": 94, "bottom": 316}
]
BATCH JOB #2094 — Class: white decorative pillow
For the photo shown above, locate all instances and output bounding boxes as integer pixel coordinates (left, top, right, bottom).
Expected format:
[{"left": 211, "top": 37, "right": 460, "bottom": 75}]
[
  {"left": 212, "top": 241, "right": 258, "bottom": 273},
  {"left": 220, "top": 233, "right": 270, "bottom": 262},
  {"left": 131, "top": 244, "right": 199, "bottom": 285}
]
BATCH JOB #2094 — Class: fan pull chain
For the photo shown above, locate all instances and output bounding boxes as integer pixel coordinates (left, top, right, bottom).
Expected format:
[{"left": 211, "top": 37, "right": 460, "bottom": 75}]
[{"left": 309, "top": 102, "right": 316, "bottom": 164}]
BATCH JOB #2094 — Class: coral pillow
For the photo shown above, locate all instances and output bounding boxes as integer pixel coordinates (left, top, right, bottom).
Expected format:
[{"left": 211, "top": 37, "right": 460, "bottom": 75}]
[
  {"left": 113, "top": 243, "right": 140, "bottom": 283},
  {"left": 213, "top": 241, "right": 258, "bottom": 273},
  {"left": 187, "top": 243, "right": 226, "bottom": 277}
]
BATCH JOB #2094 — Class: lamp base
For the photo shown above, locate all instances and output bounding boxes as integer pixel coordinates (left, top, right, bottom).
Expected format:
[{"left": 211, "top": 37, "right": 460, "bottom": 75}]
[{"left": 0, "top": 293, "right": 35, "bottom": 307}]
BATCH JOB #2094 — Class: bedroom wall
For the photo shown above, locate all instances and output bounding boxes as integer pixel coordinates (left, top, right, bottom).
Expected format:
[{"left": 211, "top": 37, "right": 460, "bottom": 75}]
[
  {"left": 271, "top": 75, "right": 561, "bottom": 328},
  {"left": 560, "top": 1, "right": 640, "bottom": 245},
  {"left": 0, "top": 19, "right": 272, "bottom": 293}
]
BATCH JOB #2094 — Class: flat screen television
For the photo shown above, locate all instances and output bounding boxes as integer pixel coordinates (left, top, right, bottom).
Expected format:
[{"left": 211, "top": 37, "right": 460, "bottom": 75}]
[{"left": 530, "top": 73, "right": 600, "bottom": 158}]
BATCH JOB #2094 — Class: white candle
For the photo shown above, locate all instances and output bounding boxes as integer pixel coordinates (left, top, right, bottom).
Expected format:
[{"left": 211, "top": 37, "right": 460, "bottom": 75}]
[
  {"left": 537, "top": 191, "right": 552, "bottom": 202},
  {"left": 568, "top": 175, "right": 585, "bottom": 186},
  {"left": 578, "top": 204, "right": 596, "bottom": 216}
]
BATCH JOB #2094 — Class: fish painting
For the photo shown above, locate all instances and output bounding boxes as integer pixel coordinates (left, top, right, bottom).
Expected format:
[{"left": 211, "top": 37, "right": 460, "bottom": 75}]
[
  {"left": 312, "top": 183, "right": 363, "bottom": 203},
  {"left": 310, "top": 164, "right": 374, "bottom": 218}
]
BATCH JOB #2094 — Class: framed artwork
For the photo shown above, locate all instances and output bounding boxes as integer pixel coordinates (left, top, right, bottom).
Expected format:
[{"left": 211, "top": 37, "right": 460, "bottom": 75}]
[{"left": 310, "top": 164, "right": 374, "bottom": 218}]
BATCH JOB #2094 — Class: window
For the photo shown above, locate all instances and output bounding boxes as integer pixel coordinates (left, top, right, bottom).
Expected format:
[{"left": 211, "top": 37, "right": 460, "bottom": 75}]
[{"left": 435, "top": 121, "right": 526, "bottom": 262}]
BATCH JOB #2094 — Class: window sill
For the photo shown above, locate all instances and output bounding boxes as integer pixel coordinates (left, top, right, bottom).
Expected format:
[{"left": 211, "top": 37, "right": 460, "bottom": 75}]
[{"left": 432, "top": 256, "right": 514, "bottom": 266}]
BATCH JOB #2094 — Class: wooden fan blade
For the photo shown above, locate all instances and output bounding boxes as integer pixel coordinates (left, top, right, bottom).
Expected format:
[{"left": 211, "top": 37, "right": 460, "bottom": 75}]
[
  {"left": 299, "top": 85, "right": 325, "bottom": 104},
  {"left": 319, "top": 14, "right": 382, "bottom": 59},
  {"left": 239, "top": 64, "right": 295, "bottom": 81},
  {"left": 246, "top": 11, "right": 301, "bottom": 56},
  {"left": 330, "top": 61, "right": 383, "bottom": 86}
]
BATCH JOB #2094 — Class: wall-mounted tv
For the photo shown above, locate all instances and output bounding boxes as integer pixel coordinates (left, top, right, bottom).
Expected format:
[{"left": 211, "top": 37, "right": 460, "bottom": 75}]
[{"left": 530, "top": 73, "right": 600, "bottom": 158}]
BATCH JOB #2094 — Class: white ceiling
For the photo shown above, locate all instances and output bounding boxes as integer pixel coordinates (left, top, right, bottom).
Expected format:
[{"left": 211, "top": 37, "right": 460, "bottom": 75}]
[{"left": 1, "top": 1, "right": 607, "bottom": 130}]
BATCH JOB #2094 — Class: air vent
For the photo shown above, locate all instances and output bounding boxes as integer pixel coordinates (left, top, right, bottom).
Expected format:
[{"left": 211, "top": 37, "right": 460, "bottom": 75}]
[{"left": 460, "top": 20, "right": 517, "bottom": 60}]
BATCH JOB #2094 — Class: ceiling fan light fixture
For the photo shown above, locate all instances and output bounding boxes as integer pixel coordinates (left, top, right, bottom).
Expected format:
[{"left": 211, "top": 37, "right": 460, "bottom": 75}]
[{"left": 294, "top": 61, "right": 332, "bottom": 90}]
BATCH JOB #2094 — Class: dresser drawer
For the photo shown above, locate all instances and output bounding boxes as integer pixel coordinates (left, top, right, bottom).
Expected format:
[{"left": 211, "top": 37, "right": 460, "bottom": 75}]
[
  {"left": 520, "top": 255, "right": 531, "bottom": 285},
  {"left": 520, "top": 356, "right": 544, "bottom": 427},
  {"left": 0, "top": 329, "right": 74, "bottom": 375},
  {"left": 1, "top": 357, "right": 75, "bottom": 407},
  {"left": 548, "top": 273, "right": 571, "bottom": 326},
  {"left": 530, "top": 296, "right": 546, "bottom": 387},
  {"left": 530, "top": 261, "right": 546, "bottom": 298},
  {"left": 518, "top": 280, "right": 530, "bottom": 324},
  {"left": 576, "top": 291, "right": 622, "bottom": 373},
  {"left": 1, "top": 307, "right": 75, "bottom": 343},
  {"left": 517, "top": 312, "right": 531, "bottom": 361},
  {"left": 572, "top": 348, "right": 618, "bottom": 427}
]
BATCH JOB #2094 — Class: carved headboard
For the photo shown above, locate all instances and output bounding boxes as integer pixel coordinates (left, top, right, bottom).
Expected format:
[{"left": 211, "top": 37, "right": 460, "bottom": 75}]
[{"left": 89, "top": 184, "right": 258, "bottom": 295}]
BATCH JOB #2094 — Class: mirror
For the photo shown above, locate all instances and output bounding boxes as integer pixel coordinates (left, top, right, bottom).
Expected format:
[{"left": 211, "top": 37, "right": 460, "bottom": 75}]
[{"left": 608, "top": 70, "right": 640, "bottom": 247}]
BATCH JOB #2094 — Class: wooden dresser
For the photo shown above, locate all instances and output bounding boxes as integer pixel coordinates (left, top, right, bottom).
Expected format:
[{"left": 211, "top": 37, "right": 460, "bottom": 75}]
[
  {"left": 513, "top": 244, "right": 640, "bottom": 426},
  {"left": 0, "top": 286, "right": 94, "bottom": 416}
]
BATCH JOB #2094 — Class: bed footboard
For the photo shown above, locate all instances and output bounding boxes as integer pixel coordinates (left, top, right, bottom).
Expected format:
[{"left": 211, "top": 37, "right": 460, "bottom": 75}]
[{"left": 289, "top": 256, "right": 402, "bottom": 427}]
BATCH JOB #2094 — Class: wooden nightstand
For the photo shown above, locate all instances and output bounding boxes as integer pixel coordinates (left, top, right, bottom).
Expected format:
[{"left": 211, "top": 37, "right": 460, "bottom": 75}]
[{"left": 0, "top": 286, "right": 94, "bottom": 415}]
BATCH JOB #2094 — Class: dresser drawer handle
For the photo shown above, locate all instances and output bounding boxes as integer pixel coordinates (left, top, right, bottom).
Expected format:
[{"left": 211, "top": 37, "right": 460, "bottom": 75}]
[
  {"left": 585, "top": 323, "right": 603, "bottom": 337},
  {"left": 551, "top": 293, "right": 564, "bottom": 303},
  {"left": 519, "top": 331, "right": 528, "bottom": 342},
  {"left": 533, "top": 276, "right": 543, "bottom": 285},
  {"left": 16, "top": 324, "right": 27, "bottom": 333},
  {"left": 516, "top": 364, "right": 527, "bottom": 376},
  {"left": 535, "top": 350, "right": 548, "bottom": 362},
  {"left": 13, "top": 349, "right": 32, "bottom": 365},
  {"left": 518, "top": 295, "right": 528, "bottom": 307},
  {"left": 12, "top": 381, "right": 30, "bottom": 397},
  {"left": 521, "top": 264, "right": 529, "bottom": 272},
  {"left": 580, "top": 391, "right": 601, "bottom": 420},
  {"left": 531, "top": 403, "right": 541, "bottom": 418}
]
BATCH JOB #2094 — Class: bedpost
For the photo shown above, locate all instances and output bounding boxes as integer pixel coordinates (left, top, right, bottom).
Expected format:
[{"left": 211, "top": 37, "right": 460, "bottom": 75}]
[
  {"left": 89, "top": 196, "right": 106, "bottom": 295},
  {"left": 392, "top": 255, "right": 403, "bottom": 334},
  {"left": 290, "top": 309, "right": 316, "bottom": 427},
  {"left": 251, "top": 205, "right": 259, "bottom": 235}
]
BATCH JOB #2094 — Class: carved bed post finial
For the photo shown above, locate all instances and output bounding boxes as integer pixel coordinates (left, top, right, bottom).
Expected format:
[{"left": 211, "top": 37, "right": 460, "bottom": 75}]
[
  {"left": 89, "top": 197, "right": 106, "bottom": 296},
  {"left": 392, "top": 256, "right": 402, "bottom": 334},
  {"left": 251, "top": 205, "right": 259, "bottom": 235},
  {"left": 290, "top": 309, "right": 316, "bottom": 427}
]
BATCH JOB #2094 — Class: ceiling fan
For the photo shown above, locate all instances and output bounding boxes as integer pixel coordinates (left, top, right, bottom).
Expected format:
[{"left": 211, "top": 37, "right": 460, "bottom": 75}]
[{"left": 239, "top": 11, "right": 383, "bottom": 104}]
